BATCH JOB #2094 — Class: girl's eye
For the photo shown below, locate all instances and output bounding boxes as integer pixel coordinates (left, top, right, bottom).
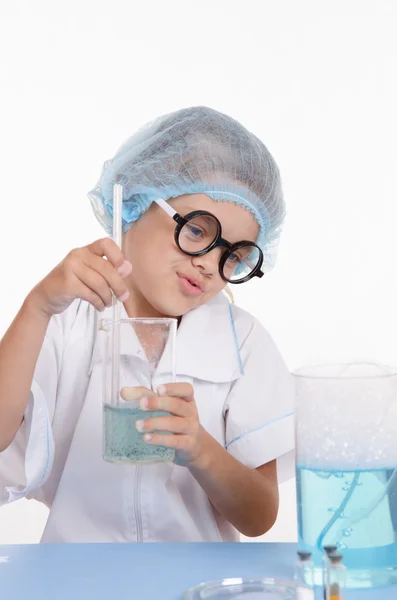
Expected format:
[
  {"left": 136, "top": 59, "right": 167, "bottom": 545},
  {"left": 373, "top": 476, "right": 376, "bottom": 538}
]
[
  {"left": 186, "top": 224, "right": 204, "bottom": 239},
  {"left": 226, "top": 252, "right": 241, "bottom": 264}
]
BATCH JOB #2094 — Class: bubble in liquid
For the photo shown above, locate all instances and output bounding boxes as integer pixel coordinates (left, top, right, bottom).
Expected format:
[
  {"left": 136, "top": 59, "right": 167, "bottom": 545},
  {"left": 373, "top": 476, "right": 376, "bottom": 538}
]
[
  {"left": 337, "top": 542, "right": 347, "bottom": 550},
  {"left": 342, "top": 480, "right": 353, "bottom": 490},
  {"left": 334, "top": 472, "right": 345, "bottom": 479},
  {"left": 316, "top": 470, "right": 333, "bottom": 479},
  {"left": 343, "top": 528, "right": 353, "bottom": 537}
]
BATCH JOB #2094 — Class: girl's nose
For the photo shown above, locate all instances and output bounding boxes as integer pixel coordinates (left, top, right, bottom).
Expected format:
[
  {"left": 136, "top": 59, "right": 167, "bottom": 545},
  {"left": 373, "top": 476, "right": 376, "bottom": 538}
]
[{"left": 191, "top": 248, "right": 222, "bottom": 276}]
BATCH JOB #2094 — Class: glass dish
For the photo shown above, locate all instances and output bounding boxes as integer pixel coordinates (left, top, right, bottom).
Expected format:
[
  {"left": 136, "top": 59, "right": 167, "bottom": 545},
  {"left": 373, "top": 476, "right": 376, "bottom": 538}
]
[{"left": 184, "top": 578, "right": 302, "bottom": 600}]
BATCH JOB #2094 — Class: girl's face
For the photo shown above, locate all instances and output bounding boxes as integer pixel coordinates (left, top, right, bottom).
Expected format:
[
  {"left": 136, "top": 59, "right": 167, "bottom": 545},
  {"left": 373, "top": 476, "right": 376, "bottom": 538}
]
[{"left": 122, "top": 194, "right": 260, "bottom": 318}]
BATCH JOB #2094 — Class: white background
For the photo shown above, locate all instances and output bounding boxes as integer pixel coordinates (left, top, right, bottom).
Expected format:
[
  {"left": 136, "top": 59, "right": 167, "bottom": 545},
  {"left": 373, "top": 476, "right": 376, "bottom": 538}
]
[{"left": 0, "top": 0, "right": 396, "bottom": 544}]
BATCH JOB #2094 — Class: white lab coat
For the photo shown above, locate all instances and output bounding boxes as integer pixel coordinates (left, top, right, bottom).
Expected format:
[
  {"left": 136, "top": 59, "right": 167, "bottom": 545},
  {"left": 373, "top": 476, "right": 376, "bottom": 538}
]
[{"left": 0, "top": 293, "right": 294, "bottom": 542}]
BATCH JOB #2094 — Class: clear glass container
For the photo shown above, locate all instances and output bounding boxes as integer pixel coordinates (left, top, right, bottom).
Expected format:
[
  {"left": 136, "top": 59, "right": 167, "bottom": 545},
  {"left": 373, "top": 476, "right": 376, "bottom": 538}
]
[
  {"left": 293, "top": 362, "right": 397, "bottom": 589},
  {"left": 184, "top": 578, "right": 303, "bottom": 600},
  {"left": 325, "top": 554, "right": 346, "bottom": 600},
  {"left": 100, "top": 317, "right": 177, "bottom": 464},
  {"left": 294, "top": 551, "right": 315, "bottom": 599},
  {"left": 322, "top": 546, "right": 338, "bottom": 596}
]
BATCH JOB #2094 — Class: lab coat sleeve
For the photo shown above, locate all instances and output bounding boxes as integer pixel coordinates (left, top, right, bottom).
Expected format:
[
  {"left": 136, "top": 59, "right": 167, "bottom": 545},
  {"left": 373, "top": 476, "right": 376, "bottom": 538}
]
[
  {"left": 224, "top": 319, "right": 295, "bottom": 483},
  {"left": 0, "top": 308, "right": 69, "bottom": 504}
]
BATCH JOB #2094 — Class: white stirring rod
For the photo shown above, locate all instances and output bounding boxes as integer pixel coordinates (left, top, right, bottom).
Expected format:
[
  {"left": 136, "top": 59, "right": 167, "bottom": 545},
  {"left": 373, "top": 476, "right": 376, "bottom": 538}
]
[{"left": 111, "top": 184, "right": 123, "bottom": 405}]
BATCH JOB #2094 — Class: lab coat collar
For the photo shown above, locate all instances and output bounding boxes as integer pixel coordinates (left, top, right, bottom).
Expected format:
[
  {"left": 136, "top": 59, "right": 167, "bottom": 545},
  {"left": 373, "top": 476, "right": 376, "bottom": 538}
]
[{"left": 176, "top": 293, "right": 243, "bottom": 383}]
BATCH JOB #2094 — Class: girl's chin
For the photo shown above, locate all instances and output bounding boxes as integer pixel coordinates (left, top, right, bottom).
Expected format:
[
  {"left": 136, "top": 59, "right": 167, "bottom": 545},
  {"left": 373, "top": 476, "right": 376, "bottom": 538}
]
[{"left": 148, "top": 294, "right": 202, "bottom": 319}]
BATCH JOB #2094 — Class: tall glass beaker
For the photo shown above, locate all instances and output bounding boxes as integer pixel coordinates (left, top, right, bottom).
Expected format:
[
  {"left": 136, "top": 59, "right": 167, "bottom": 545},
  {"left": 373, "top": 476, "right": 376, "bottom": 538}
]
[
  {"left": 101, "top": 317, "right": 177, "bottom": 464},
  {"left": 294, "top": 362, "right": 397, "bottom": 589}
]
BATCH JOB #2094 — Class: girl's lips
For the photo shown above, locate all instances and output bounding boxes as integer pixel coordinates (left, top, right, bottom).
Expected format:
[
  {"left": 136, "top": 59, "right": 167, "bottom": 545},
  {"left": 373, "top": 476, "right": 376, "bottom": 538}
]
[{"left": 177, "top": 274, "right": 203, "bottom": 297}]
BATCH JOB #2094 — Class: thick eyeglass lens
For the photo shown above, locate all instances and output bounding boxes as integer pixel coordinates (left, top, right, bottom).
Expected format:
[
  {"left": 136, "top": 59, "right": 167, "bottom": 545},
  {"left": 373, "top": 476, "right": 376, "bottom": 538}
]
[
  {"left": 178, "top": 214, "right": 220, "bottom": 254},
  {"left": 221, "top": 244, "right": 261, "bottom": 282}
]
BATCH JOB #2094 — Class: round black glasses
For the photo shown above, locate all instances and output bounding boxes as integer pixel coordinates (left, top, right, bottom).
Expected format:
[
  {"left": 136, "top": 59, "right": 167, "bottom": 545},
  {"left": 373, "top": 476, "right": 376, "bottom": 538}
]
[{"left": 154, "top": 199, "right": 264, "bottom": 284}]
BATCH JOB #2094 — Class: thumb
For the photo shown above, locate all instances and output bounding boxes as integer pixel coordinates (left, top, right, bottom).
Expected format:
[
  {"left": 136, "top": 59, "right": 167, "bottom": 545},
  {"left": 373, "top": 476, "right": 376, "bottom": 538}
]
[{"left": 120, "top": 386, "right": 156, "bottom": 401}]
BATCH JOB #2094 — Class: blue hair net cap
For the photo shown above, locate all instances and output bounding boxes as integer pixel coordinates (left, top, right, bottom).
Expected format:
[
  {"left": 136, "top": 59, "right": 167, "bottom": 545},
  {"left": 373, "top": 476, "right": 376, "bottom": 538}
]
[{"left": 88, "top": 106, "right": 286, "bottom": 272}]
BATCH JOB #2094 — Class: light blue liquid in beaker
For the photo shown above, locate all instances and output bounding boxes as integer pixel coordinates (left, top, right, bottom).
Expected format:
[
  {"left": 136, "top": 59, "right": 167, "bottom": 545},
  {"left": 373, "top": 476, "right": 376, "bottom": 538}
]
[
  {"left": 103, "top": 403, "right": 175, "bottom": 463},
  {"left": 296, "top": 465, "right": 397, "bottom": 588}
]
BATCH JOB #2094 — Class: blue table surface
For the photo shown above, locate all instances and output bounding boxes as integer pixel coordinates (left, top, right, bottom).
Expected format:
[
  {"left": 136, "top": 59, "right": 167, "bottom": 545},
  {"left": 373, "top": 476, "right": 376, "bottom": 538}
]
[{"left": 0, "top": 542, "right": 396, "bottom": 600}]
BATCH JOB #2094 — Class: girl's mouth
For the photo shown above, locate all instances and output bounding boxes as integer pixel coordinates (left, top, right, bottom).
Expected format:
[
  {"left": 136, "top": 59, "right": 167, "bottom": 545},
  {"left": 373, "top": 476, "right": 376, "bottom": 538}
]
[{"left": 177, "top": 273, "right": 204, "bottom": 297}]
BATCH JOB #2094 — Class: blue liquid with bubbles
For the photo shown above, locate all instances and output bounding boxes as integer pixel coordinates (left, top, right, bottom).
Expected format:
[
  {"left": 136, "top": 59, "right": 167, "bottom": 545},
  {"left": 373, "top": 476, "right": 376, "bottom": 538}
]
[
  {"left": 296, "top": 466, "right": 397, "bottom": 588},
  {"left": 103, "top": 404, "right": 175, "bottom": 463}
]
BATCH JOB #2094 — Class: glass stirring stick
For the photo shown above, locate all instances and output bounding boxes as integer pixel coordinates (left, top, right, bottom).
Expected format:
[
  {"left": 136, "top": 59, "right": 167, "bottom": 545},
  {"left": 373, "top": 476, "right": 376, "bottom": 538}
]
[{"left": 111, "top": 183, "right": 123, "bottom": 411}]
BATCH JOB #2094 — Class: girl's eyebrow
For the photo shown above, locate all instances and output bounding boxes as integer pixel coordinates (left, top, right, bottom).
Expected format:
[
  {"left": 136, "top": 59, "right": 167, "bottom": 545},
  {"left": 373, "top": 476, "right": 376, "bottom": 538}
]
[
  {"left": 180, "top": 209, "right": 218, "bottom": 229},
  {"left": 177, "top": 206, "right": 254, "bottom": 243},
  {"left": 178, "top": 205, "right": 198, "bottom": 214},
  {"left": 179, "top": 207, "right": 216, "bottom": 224}
]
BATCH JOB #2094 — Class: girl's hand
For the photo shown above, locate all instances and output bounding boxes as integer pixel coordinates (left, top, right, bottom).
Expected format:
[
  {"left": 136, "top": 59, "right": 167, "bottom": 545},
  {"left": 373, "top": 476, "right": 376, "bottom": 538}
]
[
  {"left": 27, "top": 238, "right": 132, "bottom": 318},
  {"left": 121, "top": 383, "right": 206, "bottom": 467}
]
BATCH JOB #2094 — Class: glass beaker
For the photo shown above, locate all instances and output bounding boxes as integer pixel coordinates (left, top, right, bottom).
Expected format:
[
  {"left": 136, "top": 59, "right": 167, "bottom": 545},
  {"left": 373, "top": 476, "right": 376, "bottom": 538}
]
[
  {"left": 293, "top": 362, "right": 397, "bottom": 589},
  {"left": 101, "top": 317, "right": 177, "bottom": 464}
]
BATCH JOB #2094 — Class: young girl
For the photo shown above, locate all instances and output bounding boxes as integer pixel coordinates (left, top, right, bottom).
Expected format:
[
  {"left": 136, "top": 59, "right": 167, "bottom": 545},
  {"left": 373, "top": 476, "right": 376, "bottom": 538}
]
[{"left": 0, "top": 106, "right": 294, "bottom": 543}]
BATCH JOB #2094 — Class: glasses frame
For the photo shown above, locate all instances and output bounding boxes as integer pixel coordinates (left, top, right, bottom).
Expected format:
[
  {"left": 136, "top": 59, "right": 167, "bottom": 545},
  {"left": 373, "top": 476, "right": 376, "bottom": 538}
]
[{"left": 154, "top": 198, "right": 264, "bottom": 284}]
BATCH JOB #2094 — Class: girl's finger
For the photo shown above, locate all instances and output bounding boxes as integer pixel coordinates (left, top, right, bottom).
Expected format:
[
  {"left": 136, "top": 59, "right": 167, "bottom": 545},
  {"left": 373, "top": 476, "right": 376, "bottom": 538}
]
[
  {"left": 86, "top": 238, "right": 126, "bottom": 270},
  {"left": 120, "top": 386, "right": 155, "bottom": 401},
  {"left": 141, "top": 395, "right": 191, "bottom": 417},
  {"left": 74, "top": 281, "right": 108, "bottom": 312},
  {"left": 157, "top": 382, "right": 194, "bottom": 401},
  {"left": 143, "top": 432, "right": 187, "bottom": 450},
  {"left": 82, "top": 252, "right": 131, "bottom": 300},
  {"left": 73, "top": 261, "right": 114, "bottom": 307},
  {"left": 136, "top": 415, "right": 187, "bottom": 434}
]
